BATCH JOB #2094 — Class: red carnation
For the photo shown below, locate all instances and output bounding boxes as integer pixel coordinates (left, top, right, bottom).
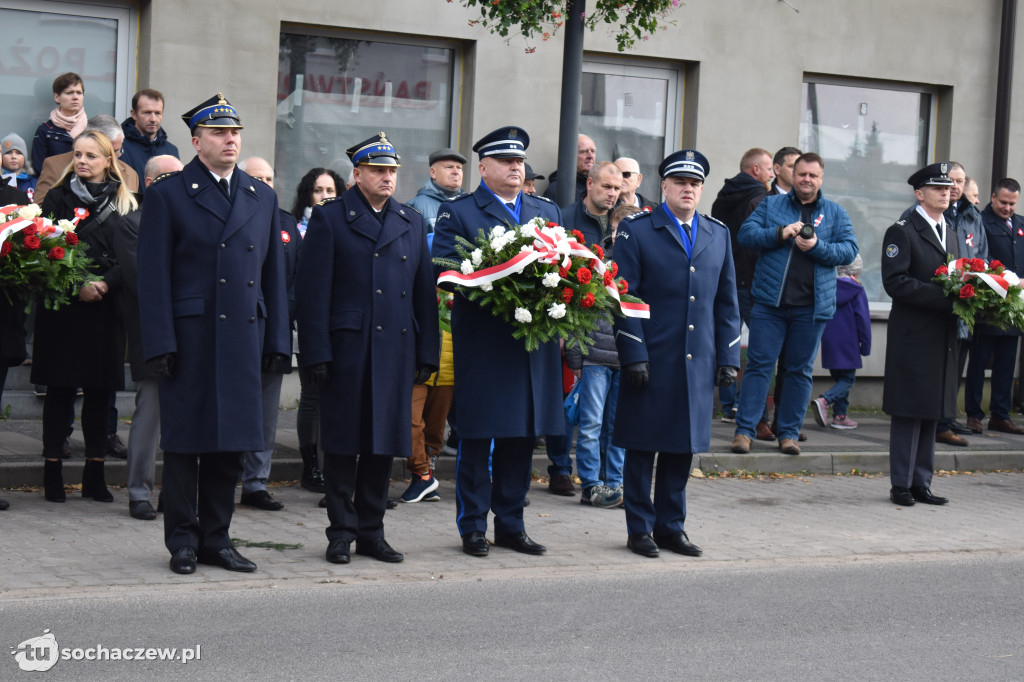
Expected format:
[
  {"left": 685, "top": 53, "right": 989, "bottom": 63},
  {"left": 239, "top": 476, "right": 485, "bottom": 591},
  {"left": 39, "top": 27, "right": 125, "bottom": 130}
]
[
  {"left": 592, "top": 244, "right": 604, "bottom": 259},
  {"left": 558, "top": 266, "right": 569, "bottom": 278},
  {"left": 934, "top": 265, "right": 948, "bottom": 276},
  {"left": 571, "top": 229, "right": 585, "bottom": 243},
  {"left": 610, "top": 262, "right": 619, "bottom": 277},
  {"left": 577, "top": 267, "right": 592, "bottom": 285},
  {"left": 603, "top": 271, "right": 614, "bottom": 287},
  {"left": 22, "top": 224, "right": 37, "bottom": 237},
  {"left": 970, "top": 258, "right": 985, "bottom": 272},
  {"left": 0, "top": 241, "right": 10, "bottom": 257},
  {"left": 580, "top": 292, "right": 596, "bottom": 308},
  {"left": 64, "top": 232, "right": 79, "bottom": 245},
  {"left": 546, "top": 222, "right": 559, "bottom": 228},
  {"left": 960, "top": 284, "right": 976, "bottom": 299},
  {"left": 990, "top": 259, "right": 1004, "bottom": 271},
  {"left": 561, "top": 287, "right": 574, "bottom": 303},
  {"left": 23, "top": 235, "right": 41, "bottom": 250},
  {"left": 446, "top": 298, "right": 453, "bottom": 309},
  {"left": 618, "top": 279, "right": 629, "bottom": 294},
  {"left": 47, "top": 246, "right": 65, "bottom": 261}
]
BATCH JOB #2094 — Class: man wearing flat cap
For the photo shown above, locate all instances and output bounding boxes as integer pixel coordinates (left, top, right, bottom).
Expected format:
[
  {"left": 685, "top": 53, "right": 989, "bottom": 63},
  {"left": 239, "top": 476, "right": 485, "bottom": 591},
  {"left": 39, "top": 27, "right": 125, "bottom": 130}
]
[
  {"left": 138, "top": 93, "right": 290, "bottom": 575},
  {"left": 881, "top": 162, "right": 961, "bottom": 507},
  {"left": 731, "top": 152, "right": 858, "bottom": 457},
  {"left": 408, "top": 148, "right": 467, "bottom": 231},
  {"left": 612, "top": 149, "right": 741, "bottom": 558},
  {"left": 295, "top": 132, "right": 439, "bottom": 565},
  {"left": 433, "top": 125, "right": 562, "bottom": 557}
]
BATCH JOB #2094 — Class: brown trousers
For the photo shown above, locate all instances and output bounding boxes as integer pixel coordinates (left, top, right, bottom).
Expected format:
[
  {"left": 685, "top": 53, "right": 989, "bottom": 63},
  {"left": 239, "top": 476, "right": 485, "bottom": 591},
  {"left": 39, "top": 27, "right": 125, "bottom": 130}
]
[{"left": 409, "top": 383, "right": 454, "bottom": 474}]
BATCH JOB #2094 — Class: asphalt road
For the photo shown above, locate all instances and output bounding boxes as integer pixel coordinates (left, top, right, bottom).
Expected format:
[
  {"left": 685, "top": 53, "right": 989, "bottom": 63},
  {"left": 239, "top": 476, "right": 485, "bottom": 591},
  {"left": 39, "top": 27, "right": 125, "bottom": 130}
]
[{"left": 3, "top": 553, "right": 1021, "bottom": 681}]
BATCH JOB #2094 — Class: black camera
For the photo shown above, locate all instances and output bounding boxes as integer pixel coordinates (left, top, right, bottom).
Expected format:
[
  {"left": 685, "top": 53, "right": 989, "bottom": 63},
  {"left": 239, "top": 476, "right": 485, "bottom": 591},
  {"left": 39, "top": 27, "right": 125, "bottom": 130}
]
[{"left": 798, "top": 222, "right": 815, "bottom": 239}]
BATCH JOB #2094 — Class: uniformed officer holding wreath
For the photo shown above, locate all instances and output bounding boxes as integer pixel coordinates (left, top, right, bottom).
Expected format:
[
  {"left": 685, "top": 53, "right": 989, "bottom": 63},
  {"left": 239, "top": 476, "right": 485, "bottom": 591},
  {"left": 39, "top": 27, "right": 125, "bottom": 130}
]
[
  {"left": 138, "top": 94, "right": 290, "bottom": 575},
  {"left": 881, "top": 162, "right": 960, "bottom": 507},
  {"left": 295, "top": 133, "right": 439, "bottom": 565},
  {"left": 612, "top": 150, "right": 741, "bottom": 558}
]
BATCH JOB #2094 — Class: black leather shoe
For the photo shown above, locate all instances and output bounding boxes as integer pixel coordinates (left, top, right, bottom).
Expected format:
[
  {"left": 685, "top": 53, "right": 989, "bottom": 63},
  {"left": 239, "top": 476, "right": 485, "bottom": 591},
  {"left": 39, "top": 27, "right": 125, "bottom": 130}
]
[
  {"left": 129, "top": 500, "right": 157, "bottom": 520},
  {"left": 169, "top": 547, "right": 197, "bottom": 574},
  {"left": 0, "top": 498, "right": 8, "bottom": 510},
  {"left": 654, "top": 531, "right": 703, "bottom": 557},
  {"left": 462, "top": 531, "right": 489, "bottom": 556},
  {"left": 197, "top": 546, "right": 257, "bottom": 572},
  {"left": 890, "top": 486, "right": 915, "bottom": 506},
  {"left": 355, "top": 537, "right": 404, "bottom": 563},
  {"left": 325, "top": 539, "right": 351, "bottom": 564},
  {"left": 386, "top": 499, "right": 398, "bottom": 509},
  {"left": 949, "top": 420, "right": 973, "bottom": 435},
  {"left": 548, "top": 474, "right": 577, "bottom": 496},
  {"left": 627, "top": 532, "right": 660, "bottom": 557},
  {"left": 239, "top": 490, "right": 284, "bottom": 511},
  {"left": 105, "top": 433, "right": 128, "bottom": 459},
  {"left": 318, "top": 496, "right": 327, "bottom": 508},
  {"left": 494, "top": 531, "right": 546, "bottom": 555},
  {"left": 910, "top": 486, "right": 948, "bottom": 505}
]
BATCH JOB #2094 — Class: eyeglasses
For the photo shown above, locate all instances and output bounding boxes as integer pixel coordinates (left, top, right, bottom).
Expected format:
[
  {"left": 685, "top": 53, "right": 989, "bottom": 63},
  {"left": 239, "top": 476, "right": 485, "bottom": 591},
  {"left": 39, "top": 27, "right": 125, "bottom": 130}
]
[
  {"left": 252, "top": 176, "right": 273, "bottom": 184},
  {"left": 620, "top": 171, "right": 633, "bottom": 178}
]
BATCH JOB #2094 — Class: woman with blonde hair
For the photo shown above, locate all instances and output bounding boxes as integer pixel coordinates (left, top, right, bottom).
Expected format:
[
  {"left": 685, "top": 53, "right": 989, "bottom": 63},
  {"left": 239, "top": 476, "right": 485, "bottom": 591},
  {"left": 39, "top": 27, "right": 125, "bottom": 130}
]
[{"left": 33, "top": 129, "right": 136, "bottom": 502}]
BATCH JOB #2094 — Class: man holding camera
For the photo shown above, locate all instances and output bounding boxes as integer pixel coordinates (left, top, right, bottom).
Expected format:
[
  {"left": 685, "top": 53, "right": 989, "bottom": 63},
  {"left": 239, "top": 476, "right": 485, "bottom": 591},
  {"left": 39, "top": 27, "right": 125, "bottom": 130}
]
[{"left": 730, "top": 153, "right": 858, "bottom": 455}]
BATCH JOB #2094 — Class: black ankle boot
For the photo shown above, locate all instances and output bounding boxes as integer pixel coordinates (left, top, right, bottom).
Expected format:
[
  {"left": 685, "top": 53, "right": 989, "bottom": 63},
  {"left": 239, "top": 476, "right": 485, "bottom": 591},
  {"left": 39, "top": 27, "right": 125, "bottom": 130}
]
[
  {"left": 44, "top": 459, "right": 66, "bottom": 502},
  {"left": 300, "top": 445, "right": 326, "bottom": 493},
  {"left": 82, "top": 459, "right": 113, "bottom": 502}
]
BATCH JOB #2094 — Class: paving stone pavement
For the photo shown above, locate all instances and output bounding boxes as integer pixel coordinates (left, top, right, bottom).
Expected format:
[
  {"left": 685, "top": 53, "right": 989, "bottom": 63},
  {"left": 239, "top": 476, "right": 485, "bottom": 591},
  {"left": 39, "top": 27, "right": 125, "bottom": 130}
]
[{"left": 1, "top": 471, "right": 1021, "bottom": 599}]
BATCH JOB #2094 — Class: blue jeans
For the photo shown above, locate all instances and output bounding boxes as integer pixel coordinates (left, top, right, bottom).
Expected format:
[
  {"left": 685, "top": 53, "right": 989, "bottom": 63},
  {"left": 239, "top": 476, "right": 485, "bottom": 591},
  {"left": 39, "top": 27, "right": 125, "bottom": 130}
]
[
  {"left": 736, "top": 303, "right": 825, "bottom": 441},
  {"left": 823, "top": 368, "right": 856, "bottom": 417},
  {"left": 718, "top": 287, "right": 753, "bottom": 414},
  {"left": 575, "top": 366, "right": 625, "bottom": 489}
]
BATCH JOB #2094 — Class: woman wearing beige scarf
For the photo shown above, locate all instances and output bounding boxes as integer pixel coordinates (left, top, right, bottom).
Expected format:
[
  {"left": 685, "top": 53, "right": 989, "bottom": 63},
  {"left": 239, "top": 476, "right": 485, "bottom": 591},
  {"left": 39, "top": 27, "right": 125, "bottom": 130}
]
[{"left": 31, "top": 72, "right": 87, "bottom": 174}]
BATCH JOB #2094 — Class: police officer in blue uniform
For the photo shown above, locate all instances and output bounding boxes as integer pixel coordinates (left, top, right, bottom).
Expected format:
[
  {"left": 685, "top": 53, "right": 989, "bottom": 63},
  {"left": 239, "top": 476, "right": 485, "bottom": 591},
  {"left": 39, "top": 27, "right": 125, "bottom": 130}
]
[
  {"left": 295, "top": 133, "right": 439, "bottom": 565},
  {"left": 138, "top": 94, "right": 290, "bottom": 575},
  {"left": 432, "top": 126, "right": 563, "bottom": 557},
  {"left": 613, "top": 150, "right": 741, "bottom": 558}
]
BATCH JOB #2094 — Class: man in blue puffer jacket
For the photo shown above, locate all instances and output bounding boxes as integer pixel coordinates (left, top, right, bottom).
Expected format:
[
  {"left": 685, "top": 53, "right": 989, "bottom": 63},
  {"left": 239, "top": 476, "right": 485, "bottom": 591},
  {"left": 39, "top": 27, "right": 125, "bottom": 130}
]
[{"left": 730, "top": 152, "right": 858, "bottom": 456}]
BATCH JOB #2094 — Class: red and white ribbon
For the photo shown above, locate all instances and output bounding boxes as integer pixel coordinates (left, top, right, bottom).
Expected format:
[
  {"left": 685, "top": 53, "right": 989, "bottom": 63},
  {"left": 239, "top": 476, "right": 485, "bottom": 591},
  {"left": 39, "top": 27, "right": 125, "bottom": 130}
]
[
  {"left": 438, "top": 224, "right": 650, "bottom": 318},
  {"left": 948, "top": 257, "right": 1016, "bottom": 299}
]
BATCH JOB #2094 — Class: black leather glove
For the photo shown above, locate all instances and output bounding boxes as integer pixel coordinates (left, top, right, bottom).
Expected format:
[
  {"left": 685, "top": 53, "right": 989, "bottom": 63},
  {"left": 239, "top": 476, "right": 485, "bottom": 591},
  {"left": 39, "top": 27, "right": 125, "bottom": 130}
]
[
  {"left": 413, "top": 365, "right": 435, "bottom": 385},
  {"left": 622, "top": 361, "right": 649, "bottom": 389},
  {"left": 715, "top": 365, "right": 738, "bottom": 388},
  {"left": 262, "top": 353, "right": 291, "bottom": 374},
  {"left": 147, "top": 352, "right": 177, "bottom": 379},
  {"left": 307, "top": 362, "right": 330, "bottom": 387}
]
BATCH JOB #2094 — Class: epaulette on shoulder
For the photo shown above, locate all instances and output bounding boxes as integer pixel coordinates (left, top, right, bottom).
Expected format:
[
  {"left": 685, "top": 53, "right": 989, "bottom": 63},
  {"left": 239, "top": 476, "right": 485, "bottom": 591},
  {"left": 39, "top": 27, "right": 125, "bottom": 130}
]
[
  {"left": 150, "top": 170, "right": 181, "bottom": 186},
  {"left": 530, "top": 194, "right": 554, "bottom": 203},
  {"left": 895, "top": 219, "right": 907, "bottom": 226},
  {"left": 403, "top": 203, "right": 421, "bottom": 215},
  {"left": 317, "top": 196, "right": 341, "bottom": 207},
  {"left": 623, "top": 211, "right": 647, "bottom": 222},
  {"left": 450, "top": 193, "right": 473, "bottom": 203},
  {"left": 701, "top": 213, "right": 729, "bottom": 229}
]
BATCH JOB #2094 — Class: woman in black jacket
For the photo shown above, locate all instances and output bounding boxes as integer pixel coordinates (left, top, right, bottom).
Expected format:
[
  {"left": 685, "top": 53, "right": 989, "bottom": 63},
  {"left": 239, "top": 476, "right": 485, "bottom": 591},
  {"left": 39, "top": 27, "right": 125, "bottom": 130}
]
[{"left": 33, "top": 129, "right": 136, "bottom": 503}]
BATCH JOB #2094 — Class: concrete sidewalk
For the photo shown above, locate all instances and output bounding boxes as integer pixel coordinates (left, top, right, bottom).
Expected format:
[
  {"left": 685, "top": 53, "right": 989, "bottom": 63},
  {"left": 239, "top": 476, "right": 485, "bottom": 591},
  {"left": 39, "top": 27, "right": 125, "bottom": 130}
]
[{"left": 1, "top": 408, "right": 1022, "bottom": 489}]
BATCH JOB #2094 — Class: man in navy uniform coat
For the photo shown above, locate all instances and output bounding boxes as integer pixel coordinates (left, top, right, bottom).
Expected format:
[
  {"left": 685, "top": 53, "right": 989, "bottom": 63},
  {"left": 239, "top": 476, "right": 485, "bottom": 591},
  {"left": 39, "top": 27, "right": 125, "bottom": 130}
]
[
  {"left": 138, "top": 94, "right": 290, "bottom": 575},
  {"left": 295, "top": 133, "right": 439, "bottom": 565},
  {"left": 881, "top": 163, "right": 960, "bottom": 507},
  {"left": 432, "top": 126, "right": 563, "bottom": 557},
  {"left": 613, "top": 150, "right": 741, "bottom": 558}
]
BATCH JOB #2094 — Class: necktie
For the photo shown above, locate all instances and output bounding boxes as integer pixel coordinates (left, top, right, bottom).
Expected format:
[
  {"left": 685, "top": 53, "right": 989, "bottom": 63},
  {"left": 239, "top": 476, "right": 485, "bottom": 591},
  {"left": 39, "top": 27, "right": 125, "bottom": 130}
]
[
  {"left": 1008, "top": 218, "right": 1014, "bottom": 234},
  {"left": 682, "top": 221, "right": 692, "bottom": 240},
  {"left": 219, "top": 177, "right": 230, "bottom": 198},
  {"left": 505, "top": 202, "right": 515, "bottom": 211}
]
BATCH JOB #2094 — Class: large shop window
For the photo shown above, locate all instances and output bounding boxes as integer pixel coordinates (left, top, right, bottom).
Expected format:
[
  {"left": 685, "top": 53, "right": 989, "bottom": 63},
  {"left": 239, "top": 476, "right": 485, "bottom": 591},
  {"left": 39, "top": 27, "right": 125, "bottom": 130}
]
[
  {"left": 276, "top": 31, "right": 459, "bottom": 205},
  {"left": 0, "top": 0, "right": 136, "bottom": 172},
  {"left": 800, "top": 78, "right": 937, "bottom": 305},
  {"left": 581, "top": 58, "right": 682, "bottom": 205}
]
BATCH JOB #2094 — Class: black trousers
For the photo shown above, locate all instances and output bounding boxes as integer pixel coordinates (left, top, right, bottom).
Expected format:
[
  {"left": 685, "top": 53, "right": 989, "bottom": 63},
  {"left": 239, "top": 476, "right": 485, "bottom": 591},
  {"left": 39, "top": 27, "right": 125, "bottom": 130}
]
[
  {"left": 162, "top": 452, "right": 242, "bottom": 553},
  {"left": 322, "top": 453, "right": 393, "bottom": 542},
  {"left": 43, "top": 386, "right": 110, "bottom": 458}
]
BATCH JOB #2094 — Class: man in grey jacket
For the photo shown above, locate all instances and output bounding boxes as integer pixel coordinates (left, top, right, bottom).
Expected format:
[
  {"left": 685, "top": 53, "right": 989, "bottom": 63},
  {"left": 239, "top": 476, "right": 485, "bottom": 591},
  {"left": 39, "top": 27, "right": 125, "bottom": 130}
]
[{"left": 407, "top": 148, "right": 467, "bottom": 230}]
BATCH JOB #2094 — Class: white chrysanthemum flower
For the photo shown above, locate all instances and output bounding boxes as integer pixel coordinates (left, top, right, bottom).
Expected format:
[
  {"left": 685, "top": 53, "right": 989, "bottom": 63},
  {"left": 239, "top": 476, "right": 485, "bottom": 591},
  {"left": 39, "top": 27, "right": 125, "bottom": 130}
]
[
  {"left": 547, "top": 302, "right": 567, "bottom": 319},
  {"left": 57, "top": 219, "right": 76, "bottom": 233},
  {"left": 514, "top": 307, "right": 532, "bottom": 323},
  {"left": 18, "top": 204, "right": 41, "bottom": 219},
  {"left": 471, "top": 248, "right": 483, "bottom": 267},
  {"left": 491, "top": 225, "right": 506, "bottom": 237},
  {"left": 520, "top": 225, "right": 536, "bottom": 238},
  {"left": 1004, "top": 271, "right": 1020, "bottom": 287},
  {"left": 461, "top": 259, "right": 474, "bottom": 275},
  {"left": 481, "top": 282, "right": 493, "bottom": 292},
  {"left": 541, "top": 272, "right": 561, "bottom": 288}
]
